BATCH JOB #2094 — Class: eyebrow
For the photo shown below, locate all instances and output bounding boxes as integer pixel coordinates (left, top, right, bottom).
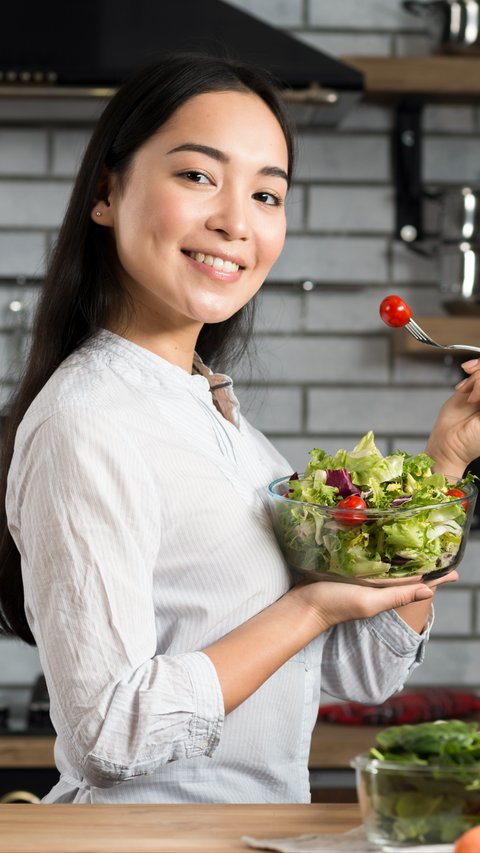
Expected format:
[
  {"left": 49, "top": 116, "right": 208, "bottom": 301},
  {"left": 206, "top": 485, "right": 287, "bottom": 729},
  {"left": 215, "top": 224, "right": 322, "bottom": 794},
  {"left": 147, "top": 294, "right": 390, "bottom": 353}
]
[{"left": 167, "top": 143, "right": 288, "bottom": 183}]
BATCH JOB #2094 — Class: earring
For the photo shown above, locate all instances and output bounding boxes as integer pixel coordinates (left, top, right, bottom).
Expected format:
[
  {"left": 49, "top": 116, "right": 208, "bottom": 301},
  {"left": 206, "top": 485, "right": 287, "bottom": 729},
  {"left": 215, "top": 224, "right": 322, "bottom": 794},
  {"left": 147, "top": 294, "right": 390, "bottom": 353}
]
[{"left": 95, "top": 211, "right": 102, "bottom": 217}]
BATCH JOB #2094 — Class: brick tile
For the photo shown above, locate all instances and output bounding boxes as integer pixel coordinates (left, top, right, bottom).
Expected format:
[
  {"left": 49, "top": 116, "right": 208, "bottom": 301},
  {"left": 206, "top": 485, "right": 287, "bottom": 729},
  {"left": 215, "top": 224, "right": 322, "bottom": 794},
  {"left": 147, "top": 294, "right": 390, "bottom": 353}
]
[
  {"left": 304, "top": 286, "right": 440, "bottom": 332},
  {"left": 0, "top": 639, "right": 41, "bottom": 684},
  {"left": 456, "top": 537, "right": 480, "bottom": 584},
  {"left": 296, "top": 31, "right": 391, "bottom": 57},
  {"left": 225, "top": 0, "right": 303, "bottom": 26},
  {"left": 424, "top": 105, "right": 476, "bottom": 134},
  {"left": 308, "top": 0, "right": 425, "bottom": 29},
  {"left": 0, "top": 130, "right": 48, "bottom": 175},
  {"left": 392, "top": 356, "right": 460, "bottom": 387},
  {"left": 307, "top": 387, "right": 450, "bottom": 433},
  {"left": 338, "top": 104, "right": 392, "bottom": 132},
  {"left": 430, "top": 589, "right": 473, "bottom": 635},
  {"left": 240, "top": 335, "right": 389, "bottom": 383},
  {"left": 308, "top": 186, "right": 394, "bottom": 232},
  {"left": 237, "top": 386, "right": 303, "bottom": 433},
  {"left": 269, "top": 236, "right": 388, "bottom": 282},
  {"left": 0, "top": 331, "right": 29, "bottom": 382},
  {"left": 296, "top": 134, "right": 389, "bottom": 182},
  {"left": 255, "top": 290, "right": 303, "bottom": 333},
  {"left": 286, "top": 185, "right": 305, "bottom": 232},
  {"left": 0, "top": 180, "right": 72, "bottom": 228},
  {"left": 390, "top": 436, "right": 433, "bottom": 455},
  {"left": 424, "top": 137, "right": 480, "bottom": 185},
  {"left": 409, "top": 639, "right": 480, "bottom": 686},
  {"left": 51, "top": 130, "right": 92, "bottom": 176},
  {"left": 391, "top": 243, "right": 438, "bottom": 284},
  {"left": 0, "top": 233, "right": 47, "bottom": 277},
  {"left": 394, "top": 33, "right": 437, "bottom": 56}
]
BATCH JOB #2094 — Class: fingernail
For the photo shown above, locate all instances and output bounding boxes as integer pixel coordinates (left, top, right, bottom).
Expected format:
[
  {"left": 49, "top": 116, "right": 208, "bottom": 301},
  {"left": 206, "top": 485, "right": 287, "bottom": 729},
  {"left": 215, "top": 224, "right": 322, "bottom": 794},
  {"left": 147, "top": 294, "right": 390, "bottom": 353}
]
[
  {"left": 462, "top": 359, "right": 479, "bottom": 368},
  {"left": 455, "top": 378, "right": 468, "bottom": 389},
  {"left": 414, "top": 587, "right": 434, "bottom": 601}
]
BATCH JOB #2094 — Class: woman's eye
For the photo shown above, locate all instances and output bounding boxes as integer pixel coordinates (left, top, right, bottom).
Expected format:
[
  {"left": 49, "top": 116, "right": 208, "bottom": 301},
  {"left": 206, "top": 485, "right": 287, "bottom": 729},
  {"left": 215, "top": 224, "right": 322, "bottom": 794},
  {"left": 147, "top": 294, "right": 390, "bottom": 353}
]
[
  {"left": 180, "top": 171, "right": 211, "bottom": 184},
  {"left": 254, "top": 191, "right": 282, "bottom": 207}
]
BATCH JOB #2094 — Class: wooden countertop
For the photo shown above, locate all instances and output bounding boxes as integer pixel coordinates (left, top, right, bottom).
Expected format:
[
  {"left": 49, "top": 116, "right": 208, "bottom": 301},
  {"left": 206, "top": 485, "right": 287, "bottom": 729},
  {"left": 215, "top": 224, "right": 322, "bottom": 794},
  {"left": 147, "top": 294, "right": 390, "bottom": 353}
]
[
  {"left": 0, "top": 723, "right": 379, "bottom": 770},
  {"left": 0, "top": 803, "right": 360, "bottom": 853}
]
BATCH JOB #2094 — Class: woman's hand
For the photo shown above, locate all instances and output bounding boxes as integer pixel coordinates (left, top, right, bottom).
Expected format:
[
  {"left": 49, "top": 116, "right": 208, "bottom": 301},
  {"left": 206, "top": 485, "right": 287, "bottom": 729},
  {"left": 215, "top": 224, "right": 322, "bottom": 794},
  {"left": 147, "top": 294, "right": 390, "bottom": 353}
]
[
  {"left": 426, "top": 359, "right": 480, "bottom": 478},
  {"left": 293, "top": 570, "right": 457, "bottom": 634},
  {"left": 204, "top": 572, "right": 457, "bottom": 714}
]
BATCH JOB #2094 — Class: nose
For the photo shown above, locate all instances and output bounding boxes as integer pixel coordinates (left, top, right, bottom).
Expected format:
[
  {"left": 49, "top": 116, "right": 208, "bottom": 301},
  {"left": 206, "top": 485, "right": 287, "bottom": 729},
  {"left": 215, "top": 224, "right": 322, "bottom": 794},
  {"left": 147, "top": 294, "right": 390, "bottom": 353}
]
[{"left": 205, "top": 185, "right": 250, "bottom": 241}]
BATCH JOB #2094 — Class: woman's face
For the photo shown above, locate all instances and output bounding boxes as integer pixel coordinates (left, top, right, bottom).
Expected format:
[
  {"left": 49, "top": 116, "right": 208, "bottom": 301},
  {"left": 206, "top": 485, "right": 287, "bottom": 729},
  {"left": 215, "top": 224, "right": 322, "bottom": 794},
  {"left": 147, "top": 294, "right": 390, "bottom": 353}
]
[{"left": 93, "top": 89, "right": 289, "bottom": 344}]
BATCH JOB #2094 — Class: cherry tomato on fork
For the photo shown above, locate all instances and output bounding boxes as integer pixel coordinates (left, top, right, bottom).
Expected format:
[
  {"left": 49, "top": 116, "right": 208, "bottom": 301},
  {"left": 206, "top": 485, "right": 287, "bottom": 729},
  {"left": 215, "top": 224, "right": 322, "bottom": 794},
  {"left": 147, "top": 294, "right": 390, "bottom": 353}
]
[
  {"left": 446, "top": 487, "right": 468, "bottom": 512},
  {"left": 334, "top": 495, "right": 367, "bottom": 526},
  {"left": 379, "top": 295, "right": 412, "bottom": 327}
]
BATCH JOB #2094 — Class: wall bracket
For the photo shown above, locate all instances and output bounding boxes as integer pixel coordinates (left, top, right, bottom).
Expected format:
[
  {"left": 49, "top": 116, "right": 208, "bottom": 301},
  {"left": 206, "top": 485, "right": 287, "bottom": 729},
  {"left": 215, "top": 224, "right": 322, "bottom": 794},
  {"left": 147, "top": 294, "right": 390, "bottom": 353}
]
[{"left": 393, "top": 97, "right": 424, "bottom": 244}]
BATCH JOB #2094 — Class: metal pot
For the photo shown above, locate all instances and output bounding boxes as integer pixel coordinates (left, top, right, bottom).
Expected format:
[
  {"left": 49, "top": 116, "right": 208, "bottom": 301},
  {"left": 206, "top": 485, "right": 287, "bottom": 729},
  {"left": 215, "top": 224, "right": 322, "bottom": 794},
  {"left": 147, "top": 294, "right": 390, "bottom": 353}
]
[
  {"left": 439, "top": 242, "right": 480, "bottom": 312},
  {"left": 440, "top": 186, "right": 480, "bottom": 242},
  {"left": 403, "top": 0, "right": 480, "bottom": 53},
  {"left": 439, "top": 187, "right": 480, "bottom": 313}
]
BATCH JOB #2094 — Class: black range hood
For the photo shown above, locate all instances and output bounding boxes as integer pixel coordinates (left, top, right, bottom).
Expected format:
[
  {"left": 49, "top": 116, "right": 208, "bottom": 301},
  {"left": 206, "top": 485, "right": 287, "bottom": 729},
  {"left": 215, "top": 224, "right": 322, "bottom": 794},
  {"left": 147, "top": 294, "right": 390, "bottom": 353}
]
[{"left": 0, "top": 0, "right": 363, "bottom": 124}]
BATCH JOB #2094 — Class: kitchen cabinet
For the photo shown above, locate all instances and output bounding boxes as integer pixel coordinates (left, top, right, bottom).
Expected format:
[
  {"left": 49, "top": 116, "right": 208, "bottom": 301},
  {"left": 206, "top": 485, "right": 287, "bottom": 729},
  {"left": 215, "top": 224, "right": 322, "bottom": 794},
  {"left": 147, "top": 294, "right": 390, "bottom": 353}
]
[
  {"left": 0, "top": 724, "right": 379, "bottom": 805},
  {"left": 0, "top": 737, "right": 58, "bottom": 802},
  {"left": 0, "top": 803, "right": 361, "bottom": 852}
]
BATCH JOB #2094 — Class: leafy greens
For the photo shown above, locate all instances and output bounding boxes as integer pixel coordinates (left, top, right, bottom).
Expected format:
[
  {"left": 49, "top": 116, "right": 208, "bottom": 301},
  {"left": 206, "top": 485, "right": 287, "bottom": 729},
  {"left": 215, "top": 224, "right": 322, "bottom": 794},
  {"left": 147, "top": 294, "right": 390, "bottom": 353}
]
[
  {"left": 360, "top": 720, "right": 480, "bottom": 844},
  {"left": 275, "top": 431, "right": 475, "bottom": 580}
]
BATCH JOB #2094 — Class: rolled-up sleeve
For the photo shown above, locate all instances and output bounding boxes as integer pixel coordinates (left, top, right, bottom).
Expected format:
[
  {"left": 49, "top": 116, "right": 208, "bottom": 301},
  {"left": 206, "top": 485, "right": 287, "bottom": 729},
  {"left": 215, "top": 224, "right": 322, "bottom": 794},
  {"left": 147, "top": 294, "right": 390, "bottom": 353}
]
[
  {"left": 320, "top": 607, "right": 434, "bottom": 705},
  {"left": 7, "top": 407, "right": 224, "bottom": 788}
]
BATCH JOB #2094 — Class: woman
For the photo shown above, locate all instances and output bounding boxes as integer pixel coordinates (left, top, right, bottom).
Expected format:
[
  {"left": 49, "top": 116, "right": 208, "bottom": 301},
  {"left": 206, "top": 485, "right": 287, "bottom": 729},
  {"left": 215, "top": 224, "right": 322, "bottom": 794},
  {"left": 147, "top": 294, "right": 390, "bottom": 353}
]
[{"left": 0, "top": 51, "right": 477, "bottom": 804}]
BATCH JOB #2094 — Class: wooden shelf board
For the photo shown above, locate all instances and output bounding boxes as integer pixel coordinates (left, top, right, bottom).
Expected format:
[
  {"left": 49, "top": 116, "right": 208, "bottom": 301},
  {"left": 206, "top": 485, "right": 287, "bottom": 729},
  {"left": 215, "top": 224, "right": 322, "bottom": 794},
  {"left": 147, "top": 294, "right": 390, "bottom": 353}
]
[
  {"left": 342, "top": 56, "right": 480, "bottom": 97},
  {"left": 394, "top": 316, "right": 480, "bottom": 356},
  {"left": 0, "top": 736, "right": 54, "bottom": 768}
]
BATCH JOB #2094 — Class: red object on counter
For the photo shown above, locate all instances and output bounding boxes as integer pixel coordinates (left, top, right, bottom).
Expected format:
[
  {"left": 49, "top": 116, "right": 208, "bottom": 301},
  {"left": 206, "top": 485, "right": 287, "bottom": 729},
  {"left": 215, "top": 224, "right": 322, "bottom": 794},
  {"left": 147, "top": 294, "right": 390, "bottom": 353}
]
[{"left": 318, "top": 688, "right": 480, "bottom": 725}]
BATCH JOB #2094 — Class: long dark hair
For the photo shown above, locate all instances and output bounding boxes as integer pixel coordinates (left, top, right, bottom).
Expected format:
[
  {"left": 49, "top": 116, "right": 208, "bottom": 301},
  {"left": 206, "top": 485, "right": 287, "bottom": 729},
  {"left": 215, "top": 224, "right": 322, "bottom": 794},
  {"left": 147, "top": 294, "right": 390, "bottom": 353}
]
[{"left": 0, "top": 51, "right": 296, "bottom": 644}]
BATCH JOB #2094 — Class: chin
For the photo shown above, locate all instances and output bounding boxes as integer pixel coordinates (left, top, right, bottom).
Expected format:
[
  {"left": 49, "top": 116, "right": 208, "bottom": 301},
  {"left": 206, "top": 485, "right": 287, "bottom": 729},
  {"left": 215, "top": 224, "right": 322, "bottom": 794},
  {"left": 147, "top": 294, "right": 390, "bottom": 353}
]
[{"left": 193, "top": 302, "right": 245, "bottom": 325}]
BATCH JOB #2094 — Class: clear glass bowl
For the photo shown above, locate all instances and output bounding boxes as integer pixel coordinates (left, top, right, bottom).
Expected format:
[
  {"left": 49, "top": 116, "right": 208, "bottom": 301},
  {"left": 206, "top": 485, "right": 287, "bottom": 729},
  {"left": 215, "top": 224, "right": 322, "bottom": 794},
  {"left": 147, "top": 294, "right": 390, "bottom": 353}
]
[
  {"left": 266, "top": 476, "right": 477, "bottom": 587},
  {"left": 351, "top": 753, "right": 480, "bottom": 849}
]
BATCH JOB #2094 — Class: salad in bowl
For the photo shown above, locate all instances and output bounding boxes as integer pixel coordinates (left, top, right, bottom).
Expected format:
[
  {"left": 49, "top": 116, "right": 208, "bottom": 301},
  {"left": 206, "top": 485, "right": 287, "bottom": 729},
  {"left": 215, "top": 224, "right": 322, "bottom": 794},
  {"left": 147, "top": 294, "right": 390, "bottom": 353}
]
[{"left": 267, "top": 431, "right": 477, "bottom": 586}]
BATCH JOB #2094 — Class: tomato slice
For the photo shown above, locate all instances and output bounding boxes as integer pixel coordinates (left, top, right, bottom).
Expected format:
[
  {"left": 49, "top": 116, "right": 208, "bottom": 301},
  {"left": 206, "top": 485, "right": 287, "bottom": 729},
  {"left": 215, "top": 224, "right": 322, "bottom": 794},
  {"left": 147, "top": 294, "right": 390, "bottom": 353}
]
[
  {"left": 334, "top": 495, "right": 367, "bottom": 526},
  {"left": 446, "top": 487, "right": 468, "bottom": 512},
  {"left": 379, "top": 295, "right": 412, "bottom": 328}
]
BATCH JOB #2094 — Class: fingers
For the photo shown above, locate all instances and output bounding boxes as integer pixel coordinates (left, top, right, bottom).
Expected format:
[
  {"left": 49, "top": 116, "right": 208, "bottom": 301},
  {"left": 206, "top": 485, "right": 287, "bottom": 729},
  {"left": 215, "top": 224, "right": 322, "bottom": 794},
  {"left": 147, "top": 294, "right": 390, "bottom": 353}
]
[
  {"left": 351, "top": 583, "right": 434, "bottom": 620},
  {"left": 456, "top": 359, "right": 480, "bottom": 402},
  {"left": 461, "top": 358, "right": 480, "bottom": 374},
  {"left": 424, "top": 570, "right": 459, "bottom": 588}
]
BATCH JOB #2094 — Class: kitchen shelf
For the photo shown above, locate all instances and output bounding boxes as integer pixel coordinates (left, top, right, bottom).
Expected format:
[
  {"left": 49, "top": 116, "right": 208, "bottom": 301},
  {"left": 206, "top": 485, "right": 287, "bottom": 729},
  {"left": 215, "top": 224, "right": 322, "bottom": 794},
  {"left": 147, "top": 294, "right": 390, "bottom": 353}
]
[
  {"left": 342, "top": 56, "right": 480, "bottom": 99},
  {"left": 394, "top": 316, "right": 480, "bottom": 356}
]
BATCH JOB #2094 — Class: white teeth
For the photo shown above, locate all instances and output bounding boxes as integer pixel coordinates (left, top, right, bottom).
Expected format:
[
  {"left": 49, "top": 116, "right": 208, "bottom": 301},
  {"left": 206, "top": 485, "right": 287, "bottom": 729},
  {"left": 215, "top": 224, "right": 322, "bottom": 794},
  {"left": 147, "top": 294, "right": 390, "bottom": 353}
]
[{"left": 188, "top": 251, "right": 239, "bottom": 272}]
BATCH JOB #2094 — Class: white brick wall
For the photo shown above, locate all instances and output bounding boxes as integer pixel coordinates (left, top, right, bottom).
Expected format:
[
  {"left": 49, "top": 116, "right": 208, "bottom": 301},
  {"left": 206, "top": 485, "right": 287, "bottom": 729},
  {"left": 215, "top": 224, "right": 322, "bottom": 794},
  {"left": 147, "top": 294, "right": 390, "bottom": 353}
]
[{"left": 0, "top": 0, "right": 479, "bottom": 693}]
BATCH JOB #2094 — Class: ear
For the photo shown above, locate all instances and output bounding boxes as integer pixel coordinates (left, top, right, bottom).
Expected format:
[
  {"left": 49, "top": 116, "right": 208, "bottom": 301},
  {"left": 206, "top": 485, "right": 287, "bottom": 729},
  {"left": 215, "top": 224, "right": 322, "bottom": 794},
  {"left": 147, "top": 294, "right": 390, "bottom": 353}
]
[{"left": 90, "top": 170, "right": 116, "bottom": 226}]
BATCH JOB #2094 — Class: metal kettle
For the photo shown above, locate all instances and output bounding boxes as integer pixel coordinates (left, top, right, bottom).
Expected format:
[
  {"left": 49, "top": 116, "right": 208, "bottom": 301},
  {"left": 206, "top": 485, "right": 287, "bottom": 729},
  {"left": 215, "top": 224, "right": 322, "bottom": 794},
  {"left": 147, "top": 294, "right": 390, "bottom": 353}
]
[{"left": 403, "top": 0, "right": 480, "bottom": 53}]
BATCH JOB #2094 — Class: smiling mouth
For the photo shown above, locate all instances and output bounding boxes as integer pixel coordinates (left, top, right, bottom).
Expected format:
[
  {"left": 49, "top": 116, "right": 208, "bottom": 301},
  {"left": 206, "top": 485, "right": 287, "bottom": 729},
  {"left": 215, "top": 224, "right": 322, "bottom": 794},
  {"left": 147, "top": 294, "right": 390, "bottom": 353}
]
[{"left": 183, "top": 250, "right": 242, "bottom": 273}]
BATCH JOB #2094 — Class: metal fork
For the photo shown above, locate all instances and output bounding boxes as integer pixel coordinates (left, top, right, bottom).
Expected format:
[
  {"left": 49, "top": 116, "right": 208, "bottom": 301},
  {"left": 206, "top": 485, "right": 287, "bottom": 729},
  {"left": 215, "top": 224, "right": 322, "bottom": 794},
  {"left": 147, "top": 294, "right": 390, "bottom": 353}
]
[{"left": 405, "top": 318, "right": 480, "bottom": 355}]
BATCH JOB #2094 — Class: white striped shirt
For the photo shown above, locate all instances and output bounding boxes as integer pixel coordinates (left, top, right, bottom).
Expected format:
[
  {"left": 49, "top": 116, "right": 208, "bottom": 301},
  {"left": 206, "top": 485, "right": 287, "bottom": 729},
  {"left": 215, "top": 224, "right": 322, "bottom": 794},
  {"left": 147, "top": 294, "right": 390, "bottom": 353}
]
[{"left": 6, "top": 330, "right": 431, "bottom": 803}]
